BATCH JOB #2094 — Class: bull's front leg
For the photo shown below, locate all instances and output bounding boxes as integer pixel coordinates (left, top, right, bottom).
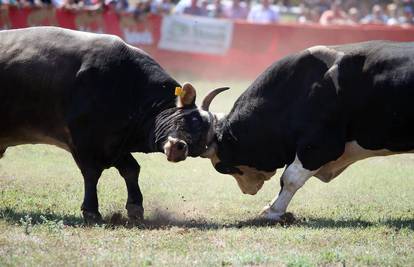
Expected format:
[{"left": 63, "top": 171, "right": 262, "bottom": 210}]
[
  {"left": 261, "top": 156, "right": 318, "bottom": 221},
  {"left": 115, "top": 153, "right": 144, "bottom": 221}
]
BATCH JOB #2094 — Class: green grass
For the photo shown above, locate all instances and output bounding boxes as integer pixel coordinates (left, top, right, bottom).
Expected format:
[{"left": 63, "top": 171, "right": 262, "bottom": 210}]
[{"left": 0, "top": 80, "right": 413, "bottom": 266}]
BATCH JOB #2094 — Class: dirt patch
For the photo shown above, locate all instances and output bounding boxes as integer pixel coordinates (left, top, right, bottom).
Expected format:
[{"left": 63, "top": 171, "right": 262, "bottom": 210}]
[{"left": 103, "top": 209, "right": 297, "bottom": 230}]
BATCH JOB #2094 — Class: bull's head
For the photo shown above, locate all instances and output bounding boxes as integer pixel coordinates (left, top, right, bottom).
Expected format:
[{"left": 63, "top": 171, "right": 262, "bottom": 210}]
[
  {"left": 154, "top": 82, "right": 229, "bottom": 162},
  {"left": 200, "top": 116, "right": 276, "bottom": 195}
]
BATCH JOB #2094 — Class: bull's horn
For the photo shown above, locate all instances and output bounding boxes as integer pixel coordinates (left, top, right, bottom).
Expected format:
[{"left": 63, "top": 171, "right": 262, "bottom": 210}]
[{"left": 201, "top": 87, "right": 230, "bottom": 111}]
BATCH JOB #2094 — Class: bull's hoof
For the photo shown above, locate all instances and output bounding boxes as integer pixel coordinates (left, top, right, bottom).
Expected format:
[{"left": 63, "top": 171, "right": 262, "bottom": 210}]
[
  {"left": 260, "top": 206, "right": 296, "bottom": 225},
  {"left": 82, "top": 211, "right": 103, "bottom": 225},
  {"left": 126, "top": 204, "right": 144, "bottom": 222},
  {"left": 259, "top": 205, "right": 281, "bottom": 220},
  {"left": 279, "top": 212, "right": 296, "bottom": 224}
]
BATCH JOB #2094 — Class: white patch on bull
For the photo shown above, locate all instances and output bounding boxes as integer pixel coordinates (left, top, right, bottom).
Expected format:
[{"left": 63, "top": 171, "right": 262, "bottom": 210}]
[
  {"left": 232, "top": 166, "right": 276, "bottom": 195},
  {"left": 261, "top": 142, "right": 412, "bottom": 221},
  {"left": 74, "top": 28, "right": 123, "bottom": 44},
  {"left": 307, "top": 45, "right": 338, "bottom": 67},
  {"left": 315, "top": 141, "right": 397, "bottom": 182},
  {"left": 199, "top": 109, "right": 215, "bottom": 145},
  {"left": 308, "top": 45, "right": 345, "bottom": 94},
  {"left": 326, "top": 64, "right": 341, "bottom": 93},
  {"left": 261, "top": 155, "right": 317, "bottom": 221},
  {"left": 163, "top": 136, "right": 174, "bottom": 156},
  {"left": 209, "top": 153, "right": 276, "bottom": 195}
]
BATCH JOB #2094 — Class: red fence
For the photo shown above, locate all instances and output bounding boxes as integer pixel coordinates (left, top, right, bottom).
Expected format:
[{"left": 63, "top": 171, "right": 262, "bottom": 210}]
[{"left": 2, "top": 6, "right": 414, "bottom": 79}]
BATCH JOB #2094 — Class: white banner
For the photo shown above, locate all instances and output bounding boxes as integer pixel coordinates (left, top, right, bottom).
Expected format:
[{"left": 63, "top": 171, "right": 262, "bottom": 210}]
[{"left": 158, "top": 15, "right": 234, "bottom": 55}]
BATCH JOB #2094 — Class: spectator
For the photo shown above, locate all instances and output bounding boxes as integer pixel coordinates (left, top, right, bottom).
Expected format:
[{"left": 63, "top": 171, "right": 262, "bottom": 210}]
[
  {"left": 133, "top": 0, "right": 151, "bottom": 19},
  {"left": 346, "top": 6, "right": 360, "bottom": 25},
  {"left": 222, "top": 0, "right": 247, "bottom": 19},
  {"left": 0, "top": 0, "right": 19, "bottom": 5},
  {"left": 247, "top": 0, "right": 279, "bottom": 23},
  {"left": 402, "top": 0, "right": 414, "bottom": 10},
  {"left": 62, "top": 0, "right": 83, "bottom": 10},
  {"left": 386, "top": 3, "right": 399, "bottom": 25},
  {"left": 297, "top": 4, "right": 320, "bottom": 23},
  {"left": 209, "top": 0, "right": 225, "bottom": 18},
  {"left": 16, "top": 0, "right": 36, "bottom": 6},
  {"left": 105, "top": 0, "right": 117, "bottom": 11},
  {"left": 173, "top": 0, "right": 189, "bottom": 14},
  {"left": 200, "top": 0, "right": 209, "bottom": 15},
  {"left": 223, "top": 0, "right": 249, "bottom": 20},
  {"left": 182, "top": 0, "right": 208, "bottom": 16},
  {"left": 361, "top": 4, "right": 388, "bottom": 24},
  {"left": 304, "top": 0, "right": 330, "bottom": 14},
  {"left": 342, "top": 0, "right": 357, "bottom": 10},
  {"left": 399, "top": 5, "right": 414, "bottom": 26},
  {"left": 152, "top": 0, "right": 174, "bottom": 14},
  {"left": 52, "top": 0, "right": 65, "bottom": 7},
  {"left": 116, "top": 0, "right": 129, "bottom": 12},
  {"left": 319, "top": 0, "right": 348, "bottom": 25}
]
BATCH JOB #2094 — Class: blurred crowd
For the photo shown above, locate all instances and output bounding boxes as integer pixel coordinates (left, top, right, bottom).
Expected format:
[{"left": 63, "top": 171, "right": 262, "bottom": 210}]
[
  {"left": 1, "top": 0, "right": 414, "bottom": 26},
  {"left": 298, "top": 0, "right": 414, "bottom": 26}
]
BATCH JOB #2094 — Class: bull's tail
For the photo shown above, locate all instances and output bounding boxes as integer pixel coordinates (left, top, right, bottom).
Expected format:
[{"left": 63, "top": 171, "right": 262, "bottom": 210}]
[{"left": 0, "top": 148, "right": 5, "bottom": 159}]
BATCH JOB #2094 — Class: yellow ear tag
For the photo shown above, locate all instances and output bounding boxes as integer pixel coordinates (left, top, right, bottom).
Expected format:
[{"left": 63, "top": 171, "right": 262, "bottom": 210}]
[{"left": 175, "top": 87, "right": 185, "bottom": 97}]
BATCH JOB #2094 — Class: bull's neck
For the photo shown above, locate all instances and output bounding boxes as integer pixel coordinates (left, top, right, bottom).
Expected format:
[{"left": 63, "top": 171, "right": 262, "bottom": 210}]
[{"left": 217, "top": 102, "right": 294, "bottom": 172}]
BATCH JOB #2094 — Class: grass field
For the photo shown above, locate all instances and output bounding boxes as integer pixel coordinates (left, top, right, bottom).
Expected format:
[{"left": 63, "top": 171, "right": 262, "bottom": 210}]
[{"left": 0, "top": 81, "right": 413, "bottom": 266}]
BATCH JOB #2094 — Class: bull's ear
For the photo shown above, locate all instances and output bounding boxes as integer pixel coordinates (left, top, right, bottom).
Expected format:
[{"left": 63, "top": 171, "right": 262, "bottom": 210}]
[{"left": 176, "top": 82, "right": 196, "bottom": 108}]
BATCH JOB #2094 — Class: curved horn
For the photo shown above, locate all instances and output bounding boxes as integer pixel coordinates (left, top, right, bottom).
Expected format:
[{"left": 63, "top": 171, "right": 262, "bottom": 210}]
[{"left": 201, "top": 87, "right": 230, "bottom": 111}]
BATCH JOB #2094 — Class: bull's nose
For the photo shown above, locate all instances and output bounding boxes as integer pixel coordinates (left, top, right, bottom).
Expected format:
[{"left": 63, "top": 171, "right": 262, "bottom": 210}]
[{"left": 163, "top": 137, "right": 188, "bottom": 162}]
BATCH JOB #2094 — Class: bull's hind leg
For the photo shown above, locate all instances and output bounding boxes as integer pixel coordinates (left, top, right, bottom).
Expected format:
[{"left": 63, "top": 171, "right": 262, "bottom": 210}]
[
  {"left": 115, "top": 153, "right": 144, "bottom": 221},
  {"left": 261, "top": 156, "right": 318, "bottom": 221},
  {"left": 79, "top": 165, "right": 104, "bottom": 224}
]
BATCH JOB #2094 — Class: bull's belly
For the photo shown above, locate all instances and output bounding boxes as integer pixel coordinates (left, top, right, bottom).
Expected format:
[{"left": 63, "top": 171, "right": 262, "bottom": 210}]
[
  {"left": 0, "top": 128, "right": 71, "bottom": 152},
  {"left": 314, "top": 141, "right": 412, "bottom": 182}
]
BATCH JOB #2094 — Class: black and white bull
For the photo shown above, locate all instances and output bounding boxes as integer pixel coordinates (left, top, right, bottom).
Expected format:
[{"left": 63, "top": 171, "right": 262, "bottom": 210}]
[
  {"left": 196, "top": 41, "right": 414, "bottom": 221},
  {"left": 0, "top": 27, "right": 228, "bottom": 223}
]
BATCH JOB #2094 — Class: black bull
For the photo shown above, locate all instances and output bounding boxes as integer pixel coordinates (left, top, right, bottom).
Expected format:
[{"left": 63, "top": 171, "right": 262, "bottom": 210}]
[
  {"left": 0, "top": 27, "right": 228, "bottom": 223},
  {"left": 200, "top": 41, "right": 414, "bottom": 221}
]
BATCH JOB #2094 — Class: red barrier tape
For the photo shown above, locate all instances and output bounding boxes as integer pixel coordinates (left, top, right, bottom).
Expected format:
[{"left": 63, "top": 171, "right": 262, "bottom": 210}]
[{"left": 2, "top": 6, "right": 414, "bottom": 79}]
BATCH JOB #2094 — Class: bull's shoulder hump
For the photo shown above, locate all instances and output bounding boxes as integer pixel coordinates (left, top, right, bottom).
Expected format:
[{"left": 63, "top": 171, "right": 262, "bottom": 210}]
[{"left": 307, "top": 45, "right": 344, "bottom": 68}]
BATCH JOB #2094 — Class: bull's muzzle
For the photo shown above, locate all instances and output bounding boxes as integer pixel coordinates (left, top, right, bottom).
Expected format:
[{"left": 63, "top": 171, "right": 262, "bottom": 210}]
[{"left": 163, "top": 136, "right": 188, "bottom": 162}]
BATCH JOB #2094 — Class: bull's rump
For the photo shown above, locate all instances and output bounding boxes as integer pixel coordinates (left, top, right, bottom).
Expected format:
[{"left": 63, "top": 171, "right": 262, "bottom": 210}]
[
  {"left": 333, "top": 42, "right": 414, "bottom": 151},
  {"left": 0, "top": 27, "right": 127, "bottom": 148}
]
